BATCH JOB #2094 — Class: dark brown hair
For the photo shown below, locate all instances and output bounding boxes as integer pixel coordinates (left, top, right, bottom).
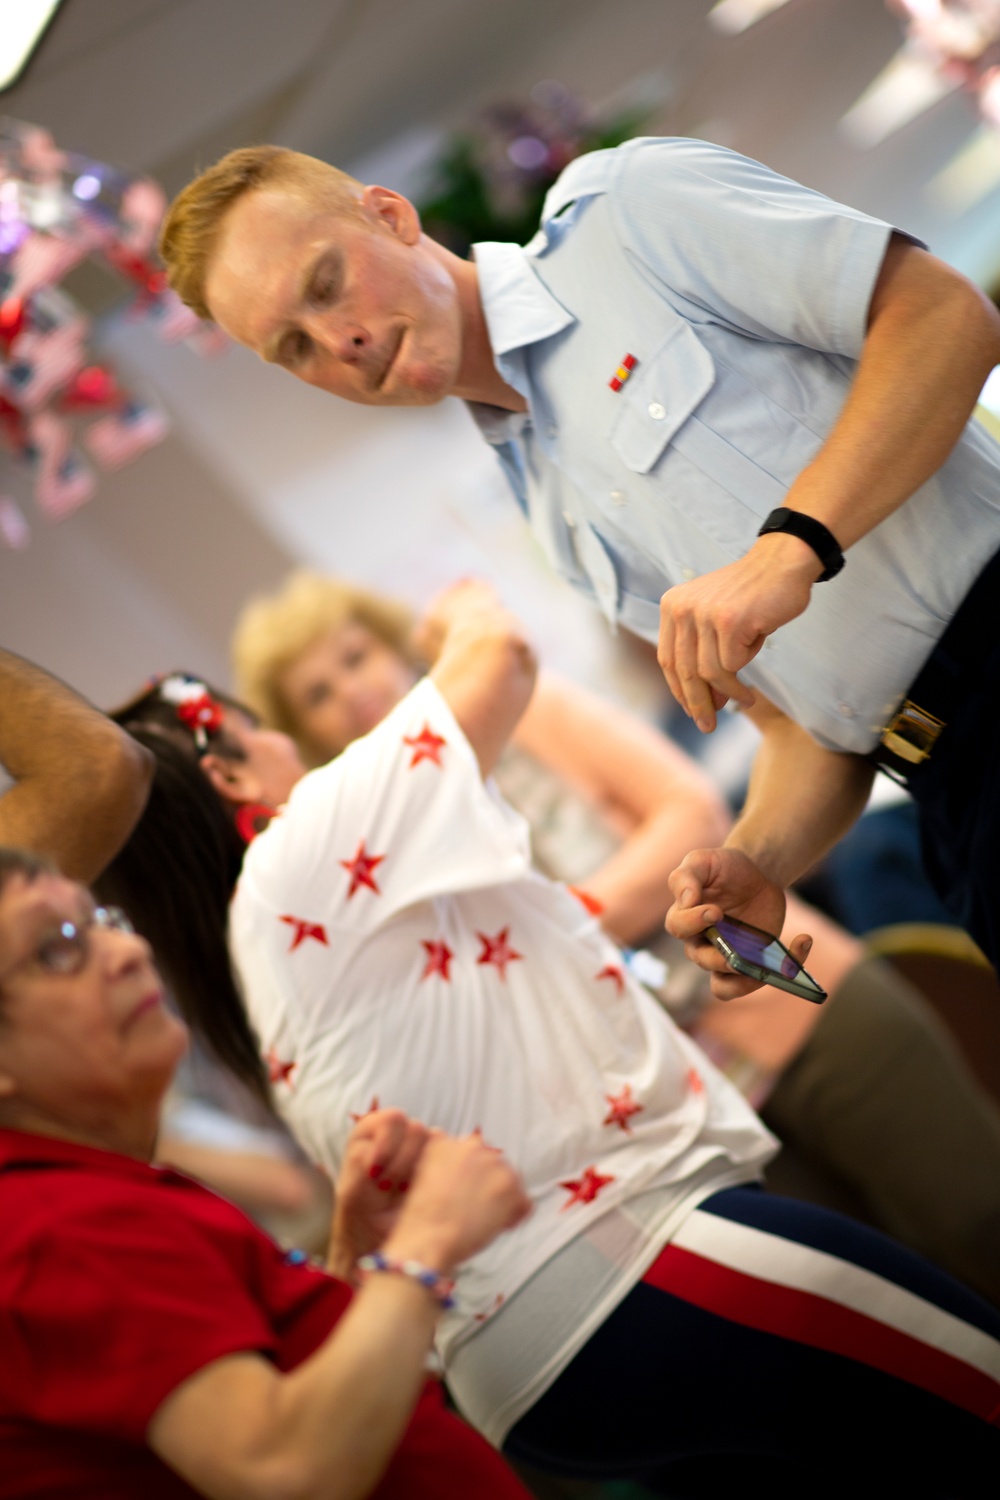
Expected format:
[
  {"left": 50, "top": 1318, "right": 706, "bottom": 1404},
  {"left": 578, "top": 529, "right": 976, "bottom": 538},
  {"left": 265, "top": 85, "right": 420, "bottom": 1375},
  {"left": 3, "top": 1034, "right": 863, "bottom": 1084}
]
[
  {"left": 0, "top": 847, "right": 54, "bottom": 898},
  {"left": 95, "top": 684, "right": 270, "bottom": 1102}
]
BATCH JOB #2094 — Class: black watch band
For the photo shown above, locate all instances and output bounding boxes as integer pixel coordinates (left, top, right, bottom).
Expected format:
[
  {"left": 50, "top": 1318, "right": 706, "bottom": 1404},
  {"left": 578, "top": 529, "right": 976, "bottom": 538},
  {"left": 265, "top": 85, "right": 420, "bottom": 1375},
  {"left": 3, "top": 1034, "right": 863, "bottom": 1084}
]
[{"left": 757, "top": 507, "right": 845, "bottom": 582}]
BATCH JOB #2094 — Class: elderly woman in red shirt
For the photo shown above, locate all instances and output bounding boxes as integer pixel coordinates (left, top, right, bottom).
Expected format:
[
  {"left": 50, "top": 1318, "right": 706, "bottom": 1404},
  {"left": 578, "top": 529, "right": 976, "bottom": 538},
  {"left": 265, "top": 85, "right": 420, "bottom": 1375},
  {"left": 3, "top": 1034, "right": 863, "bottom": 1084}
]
[{"left": 0, "top": 846, "right": 531, "bottom": 1500}]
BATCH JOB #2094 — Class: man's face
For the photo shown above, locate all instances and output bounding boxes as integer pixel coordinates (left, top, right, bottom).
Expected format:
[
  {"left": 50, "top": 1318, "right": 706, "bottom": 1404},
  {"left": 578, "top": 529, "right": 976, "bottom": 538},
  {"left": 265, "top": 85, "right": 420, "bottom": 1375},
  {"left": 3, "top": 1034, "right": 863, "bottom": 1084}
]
[{"left": 204, "top": 184, "right": 464, "bottom": 407}]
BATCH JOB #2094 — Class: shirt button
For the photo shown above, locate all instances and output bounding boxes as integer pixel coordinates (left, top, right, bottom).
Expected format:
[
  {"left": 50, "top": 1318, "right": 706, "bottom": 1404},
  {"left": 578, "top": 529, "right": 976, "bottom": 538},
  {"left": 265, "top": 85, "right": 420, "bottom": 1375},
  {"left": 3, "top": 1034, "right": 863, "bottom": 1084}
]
[
  {"left": 838, "top": 702, "right": 856, "bottom": 718},
  {"left": 682, "top": 568, "right": 695, "bottom": 581},
  {"left": 562, "top": 510, "right": 576, "bottom": 529},
  {"left": 648, "top": 401, "right": 666, "bottom": 421},
  {"left": 610, "top": 489, "right": 627, "bottom": 506}
]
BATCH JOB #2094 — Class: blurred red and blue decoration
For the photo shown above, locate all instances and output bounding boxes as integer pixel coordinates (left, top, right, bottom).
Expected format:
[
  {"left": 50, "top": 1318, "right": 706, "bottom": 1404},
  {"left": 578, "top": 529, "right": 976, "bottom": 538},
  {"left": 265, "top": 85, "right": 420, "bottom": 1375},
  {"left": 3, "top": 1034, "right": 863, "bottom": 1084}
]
[{"left": 0, "top": 117, "right": 225, "bottom": 551}]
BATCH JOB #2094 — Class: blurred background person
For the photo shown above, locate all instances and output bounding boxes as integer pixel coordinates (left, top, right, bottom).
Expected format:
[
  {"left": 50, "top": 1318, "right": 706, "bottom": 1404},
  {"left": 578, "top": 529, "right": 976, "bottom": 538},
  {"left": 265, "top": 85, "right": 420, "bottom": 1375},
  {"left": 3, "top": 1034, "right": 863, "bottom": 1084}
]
[{"left": 0, "top": 648, "right": 152, "bottom": 883}]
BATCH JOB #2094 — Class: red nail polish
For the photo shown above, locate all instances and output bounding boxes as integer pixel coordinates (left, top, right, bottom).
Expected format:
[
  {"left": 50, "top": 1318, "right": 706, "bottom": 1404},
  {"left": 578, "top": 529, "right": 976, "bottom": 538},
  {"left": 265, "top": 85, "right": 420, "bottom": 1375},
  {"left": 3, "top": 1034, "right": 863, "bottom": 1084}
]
[
  {"left": 369, "top": 1163, "right": 383, "bottom": 1180},
  {"left": 377, "top": 1178, "right": 393, "bottom": 1192},
  {"left": 398, "top": 1182, "right": 410, "bottom": 1193}
]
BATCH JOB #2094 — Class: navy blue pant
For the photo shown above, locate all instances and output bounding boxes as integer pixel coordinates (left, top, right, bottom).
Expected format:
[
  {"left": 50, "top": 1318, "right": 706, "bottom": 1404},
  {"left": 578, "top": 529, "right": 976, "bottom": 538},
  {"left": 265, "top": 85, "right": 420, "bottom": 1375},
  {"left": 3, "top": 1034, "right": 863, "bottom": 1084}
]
[
  {"left": 504, "top": 1188, "right": 1000, "bottom": 1498},
  {"left": 905, "top": 628, "right": 1000, "bottom": 968}
]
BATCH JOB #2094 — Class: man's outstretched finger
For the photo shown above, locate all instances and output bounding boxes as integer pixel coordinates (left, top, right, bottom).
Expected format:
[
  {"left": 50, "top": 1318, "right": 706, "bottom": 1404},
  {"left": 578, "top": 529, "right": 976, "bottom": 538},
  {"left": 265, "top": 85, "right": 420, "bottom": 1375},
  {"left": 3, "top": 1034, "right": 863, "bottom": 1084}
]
[
  {"left": 670, "top": 901, "right": 722, "bottom": 940},
  {"left": 670, "top": 613, "right": 710, "bottom": 725}
]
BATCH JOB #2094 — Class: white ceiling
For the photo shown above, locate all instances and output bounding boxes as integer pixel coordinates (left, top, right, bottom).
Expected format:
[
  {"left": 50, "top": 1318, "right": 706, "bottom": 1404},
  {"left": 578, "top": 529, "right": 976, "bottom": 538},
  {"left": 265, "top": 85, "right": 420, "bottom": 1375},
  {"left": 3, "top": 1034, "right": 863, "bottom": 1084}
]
[
  {"left": 2, "top": 0, "right": 998, "bottom": 283},
  {"left": 3, "top": 0, "right": 1000, "bottom": 712}
]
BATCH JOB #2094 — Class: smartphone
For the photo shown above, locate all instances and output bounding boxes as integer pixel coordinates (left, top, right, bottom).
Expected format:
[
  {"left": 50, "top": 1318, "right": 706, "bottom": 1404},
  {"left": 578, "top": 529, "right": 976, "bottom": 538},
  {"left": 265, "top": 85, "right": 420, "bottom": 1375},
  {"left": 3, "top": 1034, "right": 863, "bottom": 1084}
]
[{"left": 705, "top": 915, "right": 827, "bottom": 1003}]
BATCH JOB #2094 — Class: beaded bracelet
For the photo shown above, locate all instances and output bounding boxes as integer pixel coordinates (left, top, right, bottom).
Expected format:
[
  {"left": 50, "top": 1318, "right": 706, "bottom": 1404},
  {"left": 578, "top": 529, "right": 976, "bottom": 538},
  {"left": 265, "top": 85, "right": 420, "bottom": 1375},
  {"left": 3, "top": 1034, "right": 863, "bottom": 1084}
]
[{"left": 357, "top": 1251, "right": 456, "bottom": 1310}]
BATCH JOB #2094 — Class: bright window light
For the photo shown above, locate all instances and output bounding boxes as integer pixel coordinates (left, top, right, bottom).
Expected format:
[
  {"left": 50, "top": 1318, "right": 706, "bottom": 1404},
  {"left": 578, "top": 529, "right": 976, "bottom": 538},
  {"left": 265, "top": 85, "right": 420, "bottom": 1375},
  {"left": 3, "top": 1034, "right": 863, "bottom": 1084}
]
[
  {"left": 839, "top": 44, "right": 959, "bottom": 148},
  {"left": 925, "top": 124, "right": 1000, "bottom": 215},
  {"left": 708, "top": 0, "right": 794, "bottom": 36},
  {"left": 978, "top": 365, "right": 1000, "bottom": 416},
  {"left": 0, "top": 1, "right": 64, "bottom": 93}
]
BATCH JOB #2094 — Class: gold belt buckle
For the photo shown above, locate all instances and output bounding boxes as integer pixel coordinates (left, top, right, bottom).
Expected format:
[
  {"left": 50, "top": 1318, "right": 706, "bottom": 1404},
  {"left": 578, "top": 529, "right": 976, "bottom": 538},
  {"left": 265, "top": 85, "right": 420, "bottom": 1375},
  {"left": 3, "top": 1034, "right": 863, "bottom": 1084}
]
[{"left": 880, "top": 698, "right": 945, "bottom": 766}]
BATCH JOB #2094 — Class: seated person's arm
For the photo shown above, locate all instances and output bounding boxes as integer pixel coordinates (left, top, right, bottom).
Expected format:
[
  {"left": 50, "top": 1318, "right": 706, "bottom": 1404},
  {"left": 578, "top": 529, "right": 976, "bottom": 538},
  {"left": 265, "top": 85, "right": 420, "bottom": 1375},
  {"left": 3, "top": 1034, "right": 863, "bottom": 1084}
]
[
  {"left": 0, "top": 649, "right": 152, "bottom": 880},
  {"left": 149, "top": 1118, "right": 529, "bottom": 1500},
  {"left": 155, "top": 1136, "right": 321, "bottom": 1219},
  {"left": 513, "top": 671, "right": 730, "bottom": 944},
  {"left": 417, "top": 582, "right": 537, "bottom": 777},
  {"left": 667, "top": 691, "right": 874, "bottom": 998}
]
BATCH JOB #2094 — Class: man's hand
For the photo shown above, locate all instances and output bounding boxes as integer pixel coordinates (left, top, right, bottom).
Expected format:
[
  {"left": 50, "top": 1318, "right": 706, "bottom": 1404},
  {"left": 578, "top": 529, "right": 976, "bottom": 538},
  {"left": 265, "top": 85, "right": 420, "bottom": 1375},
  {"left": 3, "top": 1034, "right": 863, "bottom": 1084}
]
[
  {"left": 666, "top": 847, "right": 813, "bottom": 1000},
  {"left": 657, "top": 534, "right": 820, "bottom": 732}
]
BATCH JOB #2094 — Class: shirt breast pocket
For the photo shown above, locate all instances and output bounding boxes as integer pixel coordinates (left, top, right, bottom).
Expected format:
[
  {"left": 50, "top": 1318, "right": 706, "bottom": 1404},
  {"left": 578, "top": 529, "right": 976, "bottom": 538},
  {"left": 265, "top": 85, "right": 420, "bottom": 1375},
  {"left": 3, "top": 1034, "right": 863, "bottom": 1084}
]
[{"left": 609, "top": 322, "right": 716, "bottom": 474}]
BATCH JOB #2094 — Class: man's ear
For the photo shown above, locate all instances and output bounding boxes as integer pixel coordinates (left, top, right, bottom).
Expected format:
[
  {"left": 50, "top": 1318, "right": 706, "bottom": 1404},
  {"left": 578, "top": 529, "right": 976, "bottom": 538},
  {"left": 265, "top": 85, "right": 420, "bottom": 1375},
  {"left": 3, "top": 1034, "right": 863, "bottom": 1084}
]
[
  {"left": 361, "top": 184, "right": 422, "bottom": 245},
  {"left": 200, "top": 753, "right": 261, "bottom": 810}
]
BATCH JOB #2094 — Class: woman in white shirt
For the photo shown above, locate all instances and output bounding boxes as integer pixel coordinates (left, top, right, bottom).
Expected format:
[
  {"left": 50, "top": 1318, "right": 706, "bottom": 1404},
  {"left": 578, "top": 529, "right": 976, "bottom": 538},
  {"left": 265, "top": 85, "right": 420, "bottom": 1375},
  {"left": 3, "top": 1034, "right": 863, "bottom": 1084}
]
[{"left": 227, "top": 571, "right": 1000, "bottom": 1309}]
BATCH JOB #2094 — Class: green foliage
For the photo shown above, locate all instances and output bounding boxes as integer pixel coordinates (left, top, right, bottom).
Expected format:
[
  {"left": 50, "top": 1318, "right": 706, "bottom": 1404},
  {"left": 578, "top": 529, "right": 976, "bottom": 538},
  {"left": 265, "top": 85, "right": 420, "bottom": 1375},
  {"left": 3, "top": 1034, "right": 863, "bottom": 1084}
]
[{"left": 418, "top": 93, "right": 649, "bottom": 254}]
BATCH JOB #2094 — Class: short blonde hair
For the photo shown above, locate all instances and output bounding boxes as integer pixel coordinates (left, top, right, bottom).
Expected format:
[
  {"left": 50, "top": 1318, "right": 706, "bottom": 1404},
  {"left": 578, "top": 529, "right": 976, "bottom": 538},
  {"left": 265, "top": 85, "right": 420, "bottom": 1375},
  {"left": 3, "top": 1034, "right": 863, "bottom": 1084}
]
[
  {"left": 232, "top": 572, "right": 419, "bottom": 761},
  {"left": 160, "top": 146, "right": 364, "bottom": 320}
]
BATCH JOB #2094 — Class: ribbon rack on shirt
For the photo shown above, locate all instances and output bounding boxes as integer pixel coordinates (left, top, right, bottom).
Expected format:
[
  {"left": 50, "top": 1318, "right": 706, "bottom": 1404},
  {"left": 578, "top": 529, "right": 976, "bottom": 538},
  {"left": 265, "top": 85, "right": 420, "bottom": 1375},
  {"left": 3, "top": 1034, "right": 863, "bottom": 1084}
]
[{"left": 0, "top": 117, "right": 225, "bottom": 550}]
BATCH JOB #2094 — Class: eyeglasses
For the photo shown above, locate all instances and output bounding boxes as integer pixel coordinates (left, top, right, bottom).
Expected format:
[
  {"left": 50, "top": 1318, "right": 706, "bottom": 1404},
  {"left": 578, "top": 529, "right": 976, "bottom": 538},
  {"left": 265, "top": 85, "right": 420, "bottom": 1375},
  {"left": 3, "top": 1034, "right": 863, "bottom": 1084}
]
[{"left": 0, "top": 906, "right": 135, "bottom": 987}]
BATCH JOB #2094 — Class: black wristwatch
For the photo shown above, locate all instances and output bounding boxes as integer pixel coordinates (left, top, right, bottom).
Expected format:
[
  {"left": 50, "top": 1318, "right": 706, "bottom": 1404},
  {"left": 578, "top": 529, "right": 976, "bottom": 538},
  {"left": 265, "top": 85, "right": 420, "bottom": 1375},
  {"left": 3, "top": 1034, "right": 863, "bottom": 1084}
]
[{"left": 757, "top": 507, "right": 845, "bottom": 582}]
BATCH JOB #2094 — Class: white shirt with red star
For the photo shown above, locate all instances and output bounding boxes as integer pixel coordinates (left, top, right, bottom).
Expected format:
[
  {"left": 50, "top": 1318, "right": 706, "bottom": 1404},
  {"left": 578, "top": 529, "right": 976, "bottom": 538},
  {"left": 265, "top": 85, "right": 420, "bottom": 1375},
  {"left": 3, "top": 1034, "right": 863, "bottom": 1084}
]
[{"left": 229, "top": 678, "right": 775, "bottom": 1435}]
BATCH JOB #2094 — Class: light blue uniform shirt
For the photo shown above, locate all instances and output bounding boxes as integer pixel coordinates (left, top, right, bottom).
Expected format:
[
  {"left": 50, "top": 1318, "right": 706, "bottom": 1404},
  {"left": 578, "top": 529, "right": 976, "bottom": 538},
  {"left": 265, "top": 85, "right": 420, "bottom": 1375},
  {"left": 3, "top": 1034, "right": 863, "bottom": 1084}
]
[{"left": 468, "top": 137, "right": 1000, "bottom": 753}]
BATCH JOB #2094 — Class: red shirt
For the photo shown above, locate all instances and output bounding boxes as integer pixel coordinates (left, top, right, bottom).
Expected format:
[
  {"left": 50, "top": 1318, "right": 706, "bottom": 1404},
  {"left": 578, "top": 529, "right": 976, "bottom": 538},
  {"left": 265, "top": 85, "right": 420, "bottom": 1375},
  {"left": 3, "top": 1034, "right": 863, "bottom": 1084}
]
[{"left": 0, "top": 1129, "right": 528, "bottom": 1500}]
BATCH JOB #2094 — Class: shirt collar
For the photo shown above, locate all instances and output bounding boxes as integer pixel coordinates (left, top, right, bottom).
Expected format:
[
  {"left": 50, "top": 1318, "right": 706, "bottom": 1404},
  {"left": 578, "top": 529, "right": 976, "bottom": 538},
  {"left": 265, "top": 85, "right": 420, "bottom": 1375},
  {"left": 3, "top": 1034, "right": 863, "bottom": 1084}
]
[
  {"left": 473, "top": 240, "right": 576, "bottom": 360},
  {"left": 0, "top": 1126, "right": 160, "bottom": 1182},
  {"left": 468, "top": 241, "right": 575, "bottom": 444}
]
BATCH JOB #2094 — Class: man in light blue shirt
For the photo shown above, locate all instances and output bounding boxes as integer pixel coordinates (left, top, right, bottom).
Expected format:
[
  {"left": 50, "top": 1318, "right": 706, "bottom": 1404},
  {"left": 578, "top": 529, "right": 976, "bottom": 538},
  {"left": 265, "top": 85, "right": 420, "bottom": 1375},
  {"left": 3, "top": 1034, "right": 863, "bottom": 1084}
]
[{"left": 161, "top": 137, "right": 1000, "bottom": 973}]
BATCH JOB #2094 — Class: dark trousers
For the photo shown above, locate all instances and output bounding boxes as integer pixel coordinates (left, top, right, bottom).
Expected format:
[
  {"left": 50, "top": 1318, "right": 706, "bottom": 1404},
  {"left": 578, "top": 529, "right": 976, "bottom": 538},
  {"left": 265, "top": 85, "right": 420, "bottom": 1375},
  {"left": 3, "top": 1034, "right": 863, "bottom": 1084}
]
[
  {"left": 906, "top": 626, "right": 1000, "bottom": 968},
  {"left": 504, "top": 1188, "right": 1000, "bottom": 1499}
]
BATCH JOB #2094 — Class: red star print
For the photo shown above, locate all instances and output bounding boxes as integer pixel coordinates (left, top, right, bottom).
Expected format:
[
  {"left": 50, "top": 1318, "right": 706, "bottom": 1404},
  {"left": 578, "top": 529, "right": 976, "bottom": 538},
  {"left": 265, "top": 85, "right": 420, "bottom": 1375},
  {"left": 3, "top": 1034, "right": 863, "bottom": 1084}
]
[
  {"left": 595, "top": 963, "right": 625, "bottom": 996},
  {"left": 349, "top": 1095, "right": 380, "bottom": 1123},
  {"left": 265, "top": 1049, "right": 297, "bottom": 1087},
  {"left": 403, "top": 723, "right": 447, "bottom": 768},
  {"left": 687, "top": 1067, "right": 705, "bottom": 1094},
  {"left": 280, "top": 914, "right": 329, "bottom": 951},
  {"left": 421, "top": 939, "right": 454, "bottom": 981},
  {"left": 569, "top": 885, "right": 605, "bottom": 917},
  {"left": 560, "top": 1165, "right": 616, "bottom": 1209},
  {"left": 603, "top": 1084, "right": 644, "bottom": 1135},
  {"left": 476, "top": 926, "right": 523, "bottom": 980},
  {"left": 339, "top": 839, "right": 386, "bottom": 898}
]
